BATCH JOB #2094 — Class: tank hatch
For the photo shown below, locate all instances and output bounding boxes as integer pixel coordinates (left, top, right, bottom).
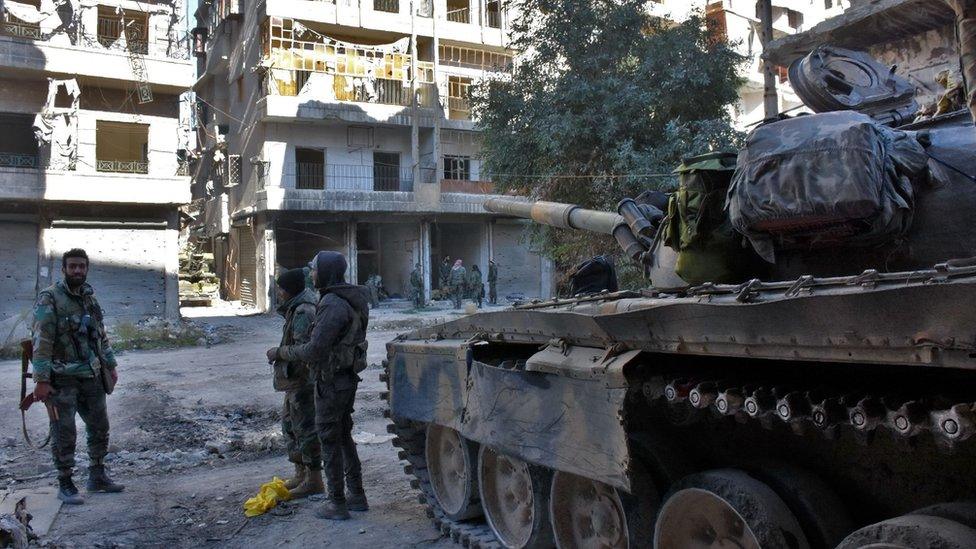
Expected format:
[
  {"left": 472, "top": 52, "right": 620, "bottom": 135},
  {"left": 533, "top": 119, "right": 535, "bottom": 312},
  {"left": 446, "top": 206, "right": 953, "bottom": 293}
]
[{"left": 788, "top": 45, "right": 918, "bottom": 126}]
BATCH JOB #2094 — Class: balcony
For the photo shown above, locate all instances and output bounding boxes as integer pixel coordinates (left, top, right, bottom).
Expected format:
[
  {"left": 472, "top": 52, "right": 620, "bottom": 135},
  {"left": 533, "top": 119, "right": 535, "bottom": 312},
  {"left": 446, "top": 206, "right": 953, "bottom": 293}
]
[
  {"left": 97, "top": 160, "right": 149, "bottom": 174},
  {"left": 446, "top": 6, "right": 470, "bottom": 23},
  {"left": 373, "top": 0, "right": 399, "bottom": 14},
  {"left": 283, "top": 162, "right": 422, "bottom": 191}
]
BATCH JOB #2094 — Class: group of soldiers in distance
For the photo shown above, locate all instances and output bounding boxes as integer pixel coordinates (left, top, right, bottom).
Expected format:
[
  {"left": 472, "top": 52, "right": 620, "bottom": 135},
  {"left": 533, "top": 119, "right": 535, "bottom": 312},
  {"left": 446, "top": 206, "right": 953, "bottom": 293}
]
[
  {"left": 359, "top": 258, "right": 499, "bottom": 311},
  {"left": 438, "top": 257, "right": 498, "bottom": 310}
]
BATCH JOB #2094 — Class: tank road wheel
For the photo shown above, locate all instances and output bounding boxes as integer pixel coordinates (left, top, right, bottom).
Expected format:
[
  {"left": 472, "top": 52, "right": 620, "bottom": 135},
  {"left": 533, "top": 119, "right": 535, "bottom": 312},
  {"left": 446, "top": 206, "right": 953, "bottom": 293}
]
[
  {"left": 835, "top": 514, "right": 976, "bottom": 549},
  {"left": 478, "top": 446, "right": 554, "bottom": 549},
  {"left": 549, "top": 471, "right": 630, "bottom": 549},
  {"left": 749, "top": 464, "right": 853, "bottom": 549},
  {"left": 424, "top": 424, "right": 481, "bottom": 520},
  {"left": 654, "top": 469, "right": 810, "bottom": 549}
]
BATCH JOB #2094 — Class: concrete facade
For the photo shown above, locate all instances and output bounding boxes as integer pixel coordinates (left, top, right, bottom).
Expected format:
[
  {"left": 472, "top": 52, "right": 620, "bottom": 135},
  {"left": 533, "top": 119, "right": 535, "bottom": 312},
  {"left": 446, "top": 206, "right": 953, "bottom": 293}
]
[
  {"left": 0, "top": 0, "right": 193, "bottom": 345},
  {"left": 192, "top": 0, "right": 553, "bottom": 311}
]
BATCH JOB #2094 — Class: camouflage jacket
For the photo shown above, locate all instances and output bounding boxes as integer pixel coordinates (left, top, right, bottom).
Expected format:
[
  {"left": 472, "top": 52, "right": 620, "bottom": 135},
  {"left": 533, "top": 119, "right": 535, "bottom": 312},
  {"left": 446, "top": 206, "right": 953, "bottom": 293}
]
[
  {"left": 31, "top": 280, "right": 117, "bottom": 383},
  {"left": 448, "top": 266, "right": 467, "bottom": 288},
  {"left": 487, "top": 263, "right": 498, "bottom": 283},
  {"left": 273, "top": 288, "right": 318, "bottom": 391}
]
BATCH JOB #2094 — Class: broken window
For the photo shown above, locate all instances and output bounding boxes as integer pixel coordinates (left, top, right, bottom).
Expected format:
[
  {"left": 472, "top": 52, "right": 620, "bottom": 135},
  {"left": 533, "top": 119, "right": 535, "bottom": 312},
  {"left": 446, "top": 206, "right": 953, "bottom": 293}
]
[
  {"left": 444, "top": 155, "right": 471, "bottom": 181},
  {"left": 0, "top": 113, "right": 39, "bottom": 168},
  {"left": 96, "top": 6, "right": 149, "bottom": 54},
  {"left": 448, "top": 76, "right": 472, "bottom": 120},
  {"left": 373, "top": 151, "right": 401, "bottom": 191},
  {"left": 446, "top": 0, "right": 469, "bottom": 23},
  {"left": 96, "top": 121, "right": 149, "bottom": 173},
  {"left": 295, "top": 147, "right": 325, "bottom": 189},
  {"left": 439, "top": 45, "right": 511, "bottom": 72}
]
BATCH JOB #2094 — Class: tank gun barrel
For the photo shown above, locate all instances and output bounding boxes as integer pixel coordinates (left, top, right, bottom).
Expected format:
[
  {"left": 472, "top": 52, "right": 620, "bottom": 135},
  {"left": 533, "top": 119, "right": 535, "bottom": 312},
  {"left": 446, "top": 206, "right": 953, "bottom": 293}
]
[{"left": 483, "top": 198, "right": 624, "bottom": 235}]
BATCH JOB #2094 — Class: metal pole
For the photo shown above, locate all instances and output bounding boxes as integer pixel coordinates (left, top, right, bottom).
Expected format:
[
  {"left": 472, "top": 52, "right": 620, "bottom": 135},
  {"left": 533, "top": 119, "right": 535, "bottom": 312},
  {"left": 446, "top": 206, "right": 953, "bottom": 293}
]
[
  {"left": 411, "top": 1, "right": 421, "bottom": 188},
  {"left": 757, "top": 0, "right": 778, "bottom": 119}
]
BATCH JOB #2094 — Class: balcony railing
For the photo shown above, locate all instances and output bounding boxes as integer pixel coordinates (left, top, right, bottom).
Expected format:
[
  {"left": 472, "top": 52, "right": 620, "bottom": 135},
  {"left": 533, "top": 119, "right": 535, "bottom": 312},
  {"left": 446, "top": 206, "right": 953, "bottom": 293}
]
[
  {"left": 374, "top": 0, "right": 399, "bottom": 13},
  {"left": 446, "top": 7, "right": 470, "bottom": 23},
  {"left": 270, "top": 71, "right": 438, "bottom": 108},
  {"left": 284, "top": 163, "right": 419, "bottom": 191},
  {"left": 97, "top": 159, "right": 149, "bottom": 174},
  {"left": 1, "top": 19, "right": 41, "bottom": 39},
  {"left": 0, "top": 153, "right": 39, "bottom": 169},
  {"left": 0, "top": 16, "right": 190, "bottom": 60}
]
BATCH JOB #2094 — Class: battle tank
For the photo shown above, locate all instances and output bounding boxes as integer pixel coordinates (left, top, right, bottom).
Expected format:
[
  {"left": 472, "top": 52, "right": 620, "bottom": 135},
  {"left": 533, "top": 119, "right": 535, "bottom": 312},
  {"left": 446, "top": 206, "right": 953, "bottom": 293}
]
[{"left": 381, "top": 18, "right": 976, "bottom": 549}]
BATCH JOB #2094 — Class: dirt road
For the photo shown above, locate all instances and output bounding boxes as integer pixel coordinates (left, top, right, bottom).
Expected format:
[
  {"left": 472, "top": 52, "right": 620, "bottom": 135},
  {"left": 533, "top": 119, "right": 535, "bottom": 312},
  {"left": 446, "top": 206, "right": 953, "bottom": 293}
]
[{"left": 0, "top": 304, "right": 479, "bottom": 548}]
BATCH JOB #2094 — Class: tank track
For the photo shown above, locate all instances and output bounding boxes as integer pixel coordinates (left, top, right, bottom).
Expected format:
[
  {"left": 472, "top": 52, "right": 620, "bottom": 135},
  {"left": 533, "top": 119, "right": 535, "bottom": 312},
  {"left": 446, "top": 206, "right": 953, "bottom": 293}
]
[
  {"left": 647, "top": 377, "right": 976, "bottom": 449},
  {"left": 380, "top": 362, "right": 502, "bottom": 549}
]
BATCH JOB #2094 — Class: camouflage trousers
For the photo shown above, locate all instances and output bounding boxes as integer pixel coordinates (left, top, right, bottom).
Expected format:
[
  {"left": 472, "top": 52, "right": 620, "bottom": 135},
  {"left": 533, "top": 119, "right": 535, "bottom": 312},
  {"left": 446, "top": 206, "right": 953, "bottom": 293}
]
[
  {"left": 49, "top": 375, "right": 109, "bottom": 478},
  {"left": 451, "top": 287, "right": 464, "bottom": 309},
  {"left": 315, "top": 372, "right": 363, "bottom": 502},
  {"left": 282, "top": 384, "right": 322, "bottom": 470},
  {"left": 489, "top": 283, "right": 497, "bottom": 304}
]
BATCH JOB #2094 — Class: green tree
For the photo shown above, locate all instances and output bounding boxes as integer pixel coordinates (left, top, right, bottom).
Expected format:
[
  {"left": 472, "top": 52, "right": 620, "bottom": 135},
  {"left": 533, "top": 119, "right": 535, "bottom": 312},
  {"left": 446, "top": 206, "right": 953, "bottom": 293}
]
[{"left": 472, "top": 0, "right": 745, "bottom": 274}]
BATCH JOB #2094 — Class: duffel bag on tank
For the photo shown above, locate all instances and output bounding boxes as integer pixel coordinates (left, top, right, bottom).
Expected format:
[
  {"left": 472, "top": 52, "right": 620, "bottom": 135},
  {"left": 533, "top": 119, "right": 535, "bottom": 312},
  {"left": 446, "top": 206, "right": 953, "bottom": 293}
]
[{"left": 727, "top": 111, "right": 928, "bottom": 262}]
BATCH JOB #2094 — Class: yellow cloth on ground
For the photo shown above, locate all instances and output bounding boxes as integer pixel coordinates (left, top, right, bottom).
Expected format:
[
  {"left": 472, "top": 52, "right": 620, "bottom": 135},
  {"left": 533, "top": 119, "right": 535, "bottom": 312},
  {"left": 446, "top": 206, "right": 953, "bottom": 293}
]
[{"left": 243, "top": 477, "right": 292, "bottom": 517}]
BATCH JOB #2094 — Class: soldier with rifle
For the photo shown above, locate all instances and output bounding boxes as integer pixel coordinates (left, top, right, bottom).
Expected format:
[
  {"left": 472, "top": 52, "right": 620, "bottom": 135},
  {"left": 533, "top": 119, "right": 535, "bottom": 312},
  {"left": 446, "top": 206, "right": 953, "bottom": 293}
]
[{"left": 30, "top": 248, "right": 124, "bottom": 504}]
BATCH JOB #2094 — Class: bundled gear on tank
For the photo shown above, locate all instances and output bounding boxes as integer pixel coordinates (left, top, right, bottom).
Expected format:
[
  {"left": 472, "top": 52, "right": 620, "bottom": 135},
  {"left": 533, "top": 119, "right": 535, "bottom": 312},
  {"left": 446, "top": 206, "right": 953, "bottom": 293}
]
[
  {"left": 568, "top": 255, "right": 619, "bottom": 296},
  {"left": 728, "top": 111, "right": 929, "bottom": 263},
  {"left": 662, "top": 152, "right": 757, "bottom": 284}
]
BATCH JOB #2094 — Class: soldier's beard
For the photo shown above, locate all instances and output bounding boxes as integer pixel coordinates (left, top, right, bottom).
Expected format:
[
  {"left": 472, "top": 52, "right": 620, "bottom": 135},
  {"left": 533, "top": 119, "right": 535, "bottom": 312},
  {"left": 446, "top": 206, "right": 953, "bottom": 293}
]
[{"left": 65, "top": 274, "right": 86, "bottom": 288}]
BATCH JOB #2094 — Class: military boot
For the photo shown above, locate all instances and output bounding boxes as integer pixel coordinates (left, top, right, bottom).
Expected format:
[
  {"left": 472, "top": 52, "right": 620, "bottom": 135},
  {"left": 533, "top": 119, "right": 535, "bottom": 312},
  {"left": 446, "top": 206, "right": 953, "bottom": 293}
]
[
  {"left": 345, "top": 476, "right": 369, "bottom": 511},
  {"left": 315, "top": 499, "right": 351, "bottom": 520},
  {"left": 86, "top": 465, "right": 125, "bottom": 493},
  {"left": 284, "top": 463, "right": 306, "bottom": 490},
  {"left": 58, "top": 476, "right": 84, "bottom": 505},
  {"left": 289, "top": 468, "right": 324, "bottom": 499}
]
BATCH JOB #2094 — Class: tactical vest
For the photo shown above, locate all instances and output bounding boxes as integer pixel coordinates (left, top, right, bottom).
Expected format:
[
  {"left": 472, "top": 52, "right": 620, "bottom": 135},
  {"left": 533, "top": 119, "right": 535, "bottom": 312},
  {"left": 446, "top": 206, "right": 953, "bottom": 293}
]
[
  {"left": 273, "top": 299, "right": 317, "bottom": 392},
  {"left": 325, "top": 298, "right": 368, "bottom": 379},
  {"left": 38, "top": 283, "right": 104, "bottom": 371}
]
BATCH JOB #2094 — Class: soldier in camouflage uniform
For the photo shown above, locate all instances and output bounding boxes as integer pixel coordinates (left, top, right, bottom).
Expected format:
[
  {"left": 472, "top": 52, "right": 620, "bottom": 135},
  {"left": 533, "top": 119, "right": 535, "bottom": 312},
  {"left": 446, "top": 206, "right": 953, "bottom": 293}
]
[
  {"left": 488, "top": 260, "right": 498, "bottom": 305},
  {"left": 448, "top": 259, "right": 467, "bottom": 309},
  {"left": 31, "top": 248, "right": 124, "bottom": 505},
  {"left": 272, "top": 268, "right": 323, "bottom": 498},
  {"left": 468, "top": 265, "right": 484, "bottom": 309},
  {"left": 409, "top": 263, "right": 424, "bottom": 309}
]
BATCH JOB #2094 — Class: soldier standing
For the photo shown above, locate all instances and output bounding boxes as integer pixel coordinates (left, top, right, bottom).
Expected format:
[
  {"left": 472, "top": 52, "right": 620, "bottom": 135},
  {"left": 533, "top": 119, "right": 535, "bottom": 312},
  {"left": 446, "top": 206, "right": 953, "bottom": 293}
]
[
  {"left": 272, "top": 269, "right": 323, "bottom": 498},
  {"left": 439, "top": 256, "right": 452, "bottom": 293},
  {"left": 468, "top": 265, "right": 485, "bottom": 309},
  {"left": 268, "top": 251, "right": 370, "bottom": 520},
  {"left": 364, "top": 274, "right": 379, "bottom": 308},
  {"left": 409, "top": 263, "right": 424, "bottom": 309},
  {"left": 488, "top": 259, "right": 498, "bottom": 305},
  {"left": 31, "top": 248, "right": 124, "bottom": 504},
  {"left": 448, "top": 259, "right": 467, "bottom": 309}
]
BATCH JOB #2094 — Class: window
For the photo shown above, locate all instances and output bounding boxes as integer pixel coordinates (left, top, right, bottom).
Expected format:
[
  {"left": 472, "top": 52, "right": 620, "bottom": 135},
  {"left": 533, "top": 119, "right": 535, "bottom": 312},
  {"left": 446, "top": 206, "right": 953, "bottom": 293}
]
[
  {"left": 446, "top": 0, "right": 470, "bottom": 23},
  {"left": 295, "top": 148, "right": 324, "bottom": 189},
  {"left": 373, "top": 152, "right": 400, "bottom": 191},
  {"left": 444, "top": 155, "right": 471, "bottom": 181},
  {"left": 228, "top": 154, "right": 242, "bottom": 186},
  {"left": 374, "top": 0, "right": 399, "bottom": 13},
  {"left": 96, "top": 6, "right": 148, "bottom": 54},
  {"left": 96, "top": 121, "right": 149, "bottom": 173},
  {"left": 448, "top": 76, "right": 472, "bottom": 120},
  {"left": 0, "top": 113, "right": 39, "bottom": 168},
  {"left": 486, "top": 0, "right": 501, "bottom": 28}
]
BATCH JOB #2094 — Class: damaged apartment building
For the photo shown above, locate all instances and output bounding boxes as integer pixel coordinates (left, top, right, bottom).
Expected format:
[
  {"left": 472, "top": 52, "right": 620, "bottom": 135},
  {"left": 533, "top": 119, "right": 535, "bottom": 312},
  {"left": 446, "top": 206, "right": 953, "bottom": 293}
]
[
  {"left": 0, "top": 0, "right": 193, "bottom": 340},
  {"left": 190, "top": 0, "right": 552, "bottom": 311}
]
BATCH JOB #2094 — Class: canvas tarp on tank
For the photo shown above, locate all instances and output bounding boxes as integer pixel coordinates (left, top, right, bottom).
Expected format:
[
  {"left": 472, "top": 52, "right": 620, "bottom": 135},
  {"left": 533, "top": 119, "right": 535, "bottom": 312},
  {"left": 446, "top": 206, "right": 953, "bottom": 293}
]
[{"left": 727, "top": 111, "right": 928, "bottom": 262}]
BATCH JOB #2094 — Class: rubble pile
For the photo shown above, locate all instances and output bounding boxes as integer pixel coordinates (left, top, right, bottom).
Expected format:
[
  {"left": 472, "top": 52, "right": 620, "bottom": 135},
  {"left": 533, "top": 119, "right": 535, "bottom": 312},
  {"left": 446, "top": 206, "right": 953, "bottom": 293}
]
[{"left": 179, "top": 243, "right": 219, "bottom": 307}]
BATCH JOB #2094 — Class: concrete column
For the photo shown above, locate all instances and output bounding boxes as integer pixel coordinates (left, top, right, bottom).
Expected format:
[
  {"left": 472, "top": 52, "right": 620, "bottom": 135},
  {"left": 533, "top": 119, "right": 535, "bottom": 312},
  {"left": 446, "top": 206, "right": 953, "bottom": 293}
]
[
  {"left": 346, "top": 220, "right": 358, "bottom": 284},
  {"left": 257, "top": 218, "right": 276, "bottom": 312},
  {"left": 420, "top": 219, "right": 432, "bottom": 303},
  {"left": 480, "top": 219, "right": 491, "bottom": 274},
  {"left": 163, "top": 210, "right": 180, "bottom": 320}
]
